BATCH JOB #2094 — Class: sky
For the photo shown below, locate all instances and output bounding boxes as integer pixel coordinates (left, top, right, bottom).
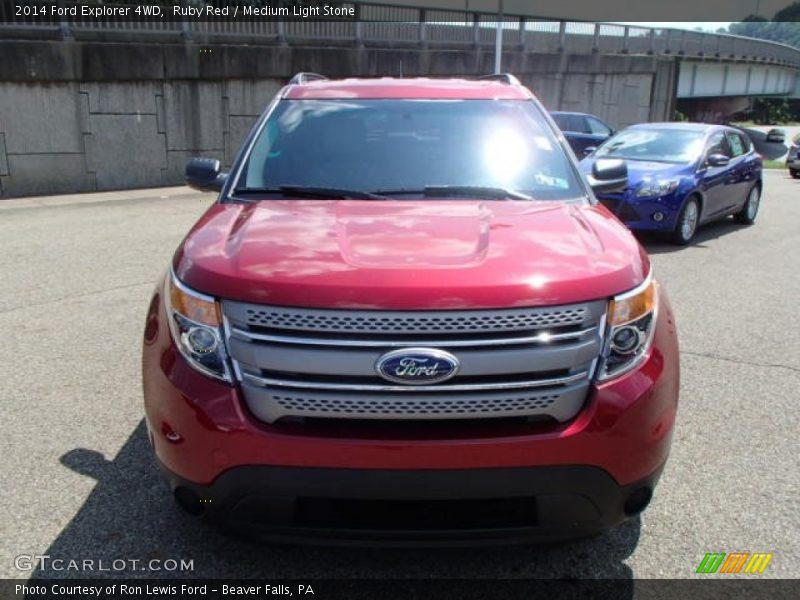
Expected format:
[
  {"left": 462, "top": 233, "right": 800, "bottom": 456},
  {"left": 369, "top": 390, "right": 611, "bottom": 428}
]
[{"left": 458, "top": 0, "right": 785, "bottom": 22}]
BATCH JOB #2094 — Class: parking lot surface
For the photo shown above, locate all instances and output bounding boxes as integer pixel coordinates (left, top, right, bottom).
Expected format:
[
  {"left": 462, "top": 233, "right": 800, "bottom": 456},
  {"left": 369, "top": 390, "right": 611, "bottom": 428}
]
[
  {"left": 740, "top": 125, "right": 800, "bottom": 162},
  {"left": 1, "top": 171, "right": 798, "bottom": 580}
]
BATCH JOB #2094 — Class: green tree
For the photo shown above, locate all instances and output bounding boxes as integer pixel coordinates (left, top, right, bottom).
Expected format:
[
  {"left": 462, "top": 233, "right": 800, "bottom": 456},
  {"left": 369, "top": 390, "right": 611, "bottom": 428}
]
[
  {"left": 750, "top": 98, "right": 794, "bottom": 125},
  {"left": 727, "top": 3, "right": 800, "bottom": 124},
  {"left": 728, "top": 4, "right": 800, "bottom": 48},
  {"left": 774, "top": 2, "right": 800, "bottom": 21}
]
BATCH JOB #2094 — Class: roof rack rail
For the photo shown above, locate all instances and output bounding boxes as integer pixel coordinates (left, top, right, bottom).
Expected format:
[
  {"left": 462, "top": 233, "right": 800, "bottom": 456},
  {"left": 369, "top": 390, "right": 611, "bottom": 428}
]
[
  {"left": 476, "top": 73, "right": 521, "bottom": 85},
  {"left": 288, "top": 73, "right": 328, "bottom": 85}
]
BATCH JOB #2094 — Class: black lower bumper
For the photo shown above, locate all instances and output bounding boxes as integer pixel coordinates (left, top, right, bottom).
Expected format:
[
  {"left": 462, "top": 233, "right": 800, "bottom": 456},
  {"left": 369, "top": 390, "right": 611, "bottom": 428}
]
[{"left": 160, "top": 463, "right": 663, "bottom": 547}]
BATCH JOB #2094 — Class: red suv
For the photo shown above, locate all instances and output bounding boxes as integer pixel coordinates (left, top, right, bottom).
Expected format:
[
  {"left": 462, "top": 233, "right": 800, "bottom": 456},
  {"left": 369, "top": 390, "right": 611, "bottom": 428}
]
[{"left": 142, "top": 74, "right": 679, "bottom": 544}]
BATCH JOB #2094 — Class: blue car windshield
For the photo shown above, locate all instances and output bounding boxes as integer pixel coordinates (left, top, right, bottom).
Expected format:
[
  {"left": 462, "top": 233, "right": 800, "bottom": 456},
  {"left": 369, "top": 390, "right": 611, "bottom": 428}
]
[
  {"left": 236, "top": 99, "right": 584, "bottom": 201},
  {"left": 595, "top": 128, "right": 706, "bottom": 164}
]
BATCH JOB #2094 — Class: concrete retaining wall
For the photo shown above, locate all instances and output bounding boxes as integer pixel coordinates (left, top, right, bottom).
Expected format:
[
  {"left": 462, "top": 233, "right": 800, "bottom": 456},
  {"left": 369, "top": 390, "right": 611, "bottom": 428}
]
[{"left": 0, "top": 40, "right": 677, "bottom": 198}]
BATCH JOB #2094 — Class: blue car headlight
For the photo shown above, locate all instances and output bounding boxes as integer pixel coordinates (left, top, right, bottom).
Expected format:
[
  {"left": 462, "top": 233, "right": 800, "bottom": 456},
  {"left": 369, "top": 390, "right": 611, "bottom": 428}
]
[{"left": 635, "top": 178, "right": 680, "bottom": 198}]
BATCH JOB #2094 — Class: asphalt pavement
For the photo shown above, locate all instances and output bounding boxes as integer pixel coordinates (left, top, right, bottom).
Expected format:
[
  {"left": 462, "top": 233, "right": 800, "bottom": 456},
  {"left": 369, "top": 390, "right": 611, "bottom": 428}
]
[
  {"left": 1, "top": 172, "right": 798, "bottom": 581},
  {"left": 740, "top": 125, "right": 800, "bottom": 161}
]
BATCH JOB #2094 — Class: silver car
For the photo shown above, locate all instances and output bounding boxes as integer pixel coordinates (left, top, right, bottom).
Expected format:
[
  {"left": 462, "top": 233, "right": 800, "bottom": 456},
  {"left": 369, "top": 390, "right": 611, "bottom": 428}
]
[{"left": 766, "top": 128, "right": 786, "bottom": 144}]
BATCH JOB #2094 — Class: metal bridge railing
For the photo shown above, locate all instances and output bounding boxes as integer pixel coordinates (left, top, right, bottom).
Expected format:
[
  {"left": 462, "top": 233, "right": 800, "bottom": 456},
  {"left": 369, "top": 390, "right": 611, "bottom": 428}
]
[{"left": 1, "top": 0, "right": 799, "bottom": 68}]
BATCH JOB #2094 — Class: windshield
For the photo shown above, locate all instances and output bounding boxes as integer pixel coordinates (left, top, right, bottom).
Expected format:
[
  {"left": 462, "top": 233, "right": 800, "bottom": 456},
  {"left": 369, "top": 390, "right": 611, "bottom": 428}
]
[
  {"left": 236, "top": 99, "right": 584, "bottom": 201},
  {"left": 595, "top": 128, "right": 706, "bottom": 164}
]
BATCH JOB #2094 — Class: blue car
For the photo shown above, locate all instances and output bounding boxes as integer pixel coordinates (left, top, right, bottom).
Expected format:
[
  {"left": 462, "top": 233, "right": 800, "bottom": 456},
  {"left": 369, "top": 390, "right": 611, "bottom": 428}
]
[
  {"left": 551, "top": 111, "right": 615, "bottom": 157},
  {"left": 581, "top": 123, "right": 763, "bottom": 245}
]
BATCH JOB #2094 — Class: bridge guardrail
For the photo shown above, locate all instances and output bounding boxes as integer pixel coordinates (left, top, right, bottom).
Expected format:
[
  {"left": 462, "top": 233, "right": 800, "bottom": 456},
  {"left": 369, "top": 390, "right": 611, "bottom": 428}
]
[{"left": 1, "top": 0, "right": 799, "bottom": 68}]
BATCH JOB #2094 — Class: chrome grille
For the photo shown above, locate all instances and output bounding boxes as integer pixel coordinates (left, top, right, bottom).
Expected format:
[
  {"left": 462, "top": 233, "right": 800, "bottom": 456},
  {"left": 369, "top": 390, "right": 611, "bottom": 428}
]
[
  {"left": 223, "top": 300, "right": 607, "bottom": 424},
  {"left": 238, "top": 380, "right": 589, "bottom": 423},
  {"left": 234, "top": 305, "right": 589, "bottom": 334},
  {"left": 269, "top": 391, "right": 558, "bottom": 418}
]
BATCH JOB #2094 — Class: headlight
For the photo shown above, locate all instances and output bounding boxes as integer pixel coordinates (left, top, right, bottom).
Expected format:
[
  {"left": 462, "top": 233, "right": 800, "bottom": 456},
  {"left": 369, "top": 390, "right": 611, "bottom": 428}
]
[
  {"left": 165, "top": 271, "right": 232, "bottom": 382},
  {"left": 597, "top": 273, "right": 658, "bottom": 382},
  {"left": 635, "top": 178, "right": 679, "bottom": 198}
]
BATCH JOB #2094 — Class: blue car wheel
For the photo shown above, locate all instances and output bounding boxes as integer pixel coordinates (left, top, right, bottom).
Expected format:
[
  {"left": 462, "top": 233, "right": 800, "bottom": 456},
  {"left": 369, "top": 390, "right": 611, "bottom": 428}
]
[
  {"left": 671, "top": 197, "right": 700, "bottom": 245},
  {"left": 734, "top": 185, "right": 761, "bottom": 225}
]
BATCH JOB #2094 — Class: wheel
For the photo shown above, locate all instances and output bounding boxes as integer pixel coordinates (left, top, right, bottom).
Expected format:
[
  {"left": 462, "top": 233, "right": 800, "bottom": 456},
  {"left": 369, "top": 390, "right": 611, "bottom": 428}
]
[
  {"left": 791, "top": 170, "right": 800, "bottom": 179},
  {"left": 671, "top": 197, "right": 700, "bottom": 245},
  {"left": 734, "top": 185, "right": 761, "bottom": 225}
]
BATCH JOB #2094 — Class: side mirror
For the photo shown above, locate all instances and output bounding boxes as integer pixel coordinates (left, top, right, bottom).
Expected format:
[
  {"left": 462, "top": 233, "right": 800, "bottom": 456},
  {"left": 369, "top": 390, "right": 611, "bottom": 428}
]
[
  {"left": 185, "top": 158, "right": 226, "bottom": 192},
  {"left": 582, "top": 146, "right": 598, "bottom": 158},
  {"left": 587, "top": 158, "right": 628, "bottom": 194},
  {"left": 706, "top": 154, "right": 730, "bottom": 168}
]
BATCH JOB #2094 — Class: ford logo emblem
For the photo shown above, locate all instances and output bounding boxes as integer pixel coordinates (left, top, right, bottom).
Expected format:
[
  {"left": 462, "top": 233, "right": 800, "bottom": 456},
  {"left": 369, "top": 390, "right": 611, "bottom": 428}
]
[{"left": 375, "top": 348, "right": 460, "bottom": 385}]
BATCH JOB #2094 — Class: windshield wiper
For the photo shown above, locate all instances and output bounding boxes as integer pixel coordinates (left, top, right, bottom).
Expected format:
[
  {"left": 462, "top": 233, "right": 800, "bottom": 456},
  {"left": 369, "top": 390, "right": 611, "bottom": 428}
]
[
  {"left": 233, "top": 185, "right": 533, "bottom": 201},
  {"left": 426, "top": 186, "right": 534, "bottom": 200},
  {"left": 600, "top": 142, "right": 626, "bottom": 155},
  {"left": 233, "top": 186, "right": 387, "bottom": 200},
  {"left": 375, "top": 186, "right": 534, "bottom": 201}
]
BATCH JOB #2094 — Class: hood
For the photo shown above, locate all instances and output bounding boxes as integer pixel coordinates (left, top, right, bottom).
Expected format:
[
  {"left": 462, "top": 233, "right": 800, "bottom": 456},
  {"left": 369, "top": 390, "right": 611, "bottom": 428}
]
[{"left": 174, "top": 199, "right": 649, "bottom": 310}]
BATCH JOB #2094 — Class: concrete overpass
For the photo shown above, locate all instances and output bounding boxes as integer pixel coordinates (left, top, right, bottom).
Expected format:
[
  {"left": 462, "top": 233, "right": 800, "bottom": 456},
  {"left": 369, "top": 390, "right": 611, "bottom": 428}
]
[
  {"left": 675, "top": 59, "right": 800, "bottom": 122},
  {"left": 1, "top": 0, "right": 799, "bottom": 197},
  {"left": 678, "top": 62, "right": 799, "bottom": 98}
]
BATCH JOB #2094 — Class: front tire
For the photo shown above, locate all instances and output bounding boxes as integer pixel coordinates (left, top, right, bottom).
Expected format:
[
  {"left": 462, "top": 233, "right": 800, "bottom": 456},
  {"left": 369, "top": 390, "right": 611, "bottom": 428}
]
[
  {"left": 734, "top": 185, "right": 761, "bottom": 225},
  {"left": 790, "top": 170, "right": 800, "bottom": 179},
  {"left": 671, "top": 197, "right": 700, "bottom": 245}
]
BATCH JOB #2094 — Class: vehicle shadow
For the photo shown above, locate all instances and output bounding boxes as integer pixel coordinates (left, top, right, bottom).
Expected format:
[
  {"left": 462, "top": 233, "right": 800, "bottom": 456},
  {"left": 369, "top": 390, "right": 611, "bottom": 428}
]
[
  {"left": 638, "top": 217, "right": 749, "bottom": 254},
  {"left": 28, "top": 421, "right": 639, "bottom": 588},
  {"left": 738, "top": 127, "right": 787, "bottom": 160}
]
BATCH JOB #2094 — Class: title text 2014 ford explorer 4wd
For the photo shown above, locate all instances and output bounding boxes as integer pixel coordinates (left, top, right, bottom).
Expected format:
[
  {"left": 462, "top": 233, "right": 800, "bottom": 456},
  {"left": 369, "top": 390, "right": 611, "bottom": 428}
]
[{"left": 142, "top": 74, "right": 679, "bottom": 544}]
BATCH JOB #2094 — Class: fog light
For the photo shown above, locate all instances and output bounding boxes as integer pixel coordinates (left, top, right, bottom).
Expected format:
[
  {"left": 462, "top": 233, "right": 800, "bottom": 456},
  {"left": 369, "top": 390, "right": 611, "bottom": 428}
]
[
  {"left": 652, "top": 211, "right": 664, "bottom": 222},
  {"left": 185, "top": 327, "right": 218, "bottom": 355},
  {"left": 611, "top": 326, "right": 641, "bottom": 354}
]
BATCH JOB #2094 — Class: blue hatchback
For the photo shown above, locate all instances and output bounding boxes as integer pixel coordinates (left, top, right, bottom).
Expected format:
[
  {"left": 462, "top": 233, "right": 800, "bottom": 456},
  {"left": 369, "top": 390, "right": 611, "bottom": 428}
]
[{"left": 581, "top": 123, "right": 763, "bottom": 244}]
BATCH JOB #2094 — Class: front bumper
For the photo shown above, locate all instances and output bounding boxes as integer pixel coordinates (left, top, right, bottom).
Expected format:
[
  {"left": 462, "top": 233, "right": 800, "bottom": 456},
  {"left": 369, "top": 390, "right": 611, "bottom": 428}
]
[
  {"left": 143, "top": 286, "right": 679, "bottom": 541},
  {"left": 597, "top": 193, "right": 682, "bottom": 232},
  {"left": 161, "top": 462, "right": 663, "bottom": 546}
]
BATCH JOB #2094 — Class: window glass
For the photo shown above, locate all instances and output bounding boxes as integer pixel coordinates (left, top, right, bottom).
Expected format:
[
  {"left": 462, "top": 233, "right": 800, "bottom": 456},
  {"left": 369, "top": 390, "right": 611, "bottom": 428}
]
[
  {"left": 727, "top": 132, "right": 745, "bottom": 157},
  {"left": 239, "top": 99, "right": 585, "bottom": 201},
  {"left": 587, "top": 117, "right": 612, "bottom": 136},
  {"left": 740, "top": 133, "right": 752, "bottom": 153},
  {"left": 552, "top": 113, "right": 569, "bottom": 130},
  {"left": 594, "top": 128, "right": 706, "bottom": 163},
  {"left": 569, "top": 115, "right": 589, "bottom": 133},
  {"left": 706, "top": 132, "right": 732, "bottom": 159},
  {"left": 554, "top": 114, "right": 587, "bottom": 133}
]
